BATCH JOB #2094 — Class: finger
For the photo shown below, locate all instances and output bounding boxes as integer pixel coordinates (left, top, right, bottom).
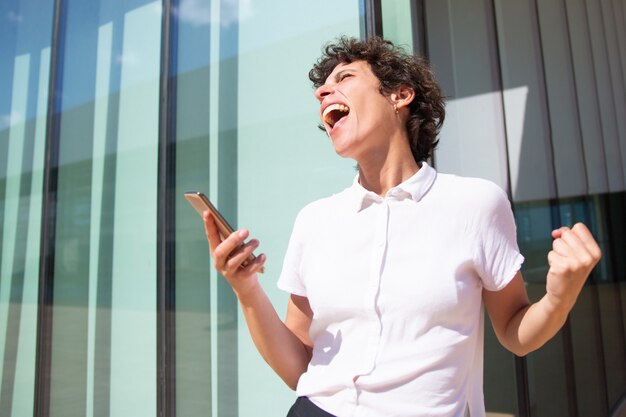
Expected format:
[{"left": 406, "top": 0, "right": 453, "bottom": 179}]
[
  {"left": 571, "top": 223, "right": 602, "bottom": 260},
  {"left": 552, "top": 226, "right": 570, "bottom": 239},
  {"left": 214, "top": 229, "right": 250, "bottom": 267},
  {"left": 552, "top": 237, "right": 574, "bottom": 257},
  {"left": 560, "top": 226, "right": 591, "bottom": 257},
  {"left": 244, "top": 253, "right": 267, "bottom": 274},
  {"left": 203, "top": 211, "right": 223, "bottom": 254},
  {"left": 571, "top": 222, "right": 592, "bottom": 237},
  {"left": 559, "top": 227, "right": 593, "bottom": 260},
  {"left": 560, "top": 227, "right": 600, "bottom": 270},
  {"left": 225, "top": 239, "right": 259, "bottom": 270},
  {"left": 547, "top": 250, "right": 561, "bottom": 267},
  {"left": 547, "top": 250, "right": 568, "bottom": 274},
  {"left": 553, "top": 223, "right": 601, "bottom": 265}
]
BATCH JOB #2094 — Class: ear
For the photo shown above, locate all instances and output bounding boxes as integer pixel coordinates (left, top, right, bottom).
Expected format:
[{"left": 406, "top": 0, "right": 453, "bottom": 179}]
[{"left": 390, "top": 85, "right": 415, "bottom": 110}]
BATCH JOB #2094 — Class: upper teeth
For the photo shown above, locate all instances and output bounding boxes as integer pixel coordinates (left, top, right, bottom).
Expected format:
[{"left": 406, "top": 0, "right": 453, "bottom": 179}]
[{"left": 322, "top": 103, "right": 350, "bottom": 124}]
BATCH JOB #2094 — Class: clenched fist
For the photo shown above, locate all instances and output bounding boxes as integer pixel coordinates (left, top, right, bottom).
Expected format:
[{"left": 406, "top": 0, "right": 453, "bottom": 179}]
[{"left": 546, "top": 223, "right": 602, "bottom": 310}]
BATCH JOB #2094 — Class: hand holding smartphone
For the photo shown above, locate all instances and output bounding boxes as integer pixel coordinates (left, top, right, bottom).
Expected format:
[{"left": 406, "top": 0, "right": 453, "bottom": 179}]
[{"left": 184, "top": 191, "right": 263, "bottom": 273}]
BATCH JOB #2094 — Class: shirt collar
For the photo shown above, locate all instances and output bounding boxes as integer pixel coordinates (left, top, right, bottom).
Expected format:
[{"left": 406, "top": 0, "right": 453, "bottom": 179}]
[{"left": 351, "top": 162, "right": 437, "bottom": 212}]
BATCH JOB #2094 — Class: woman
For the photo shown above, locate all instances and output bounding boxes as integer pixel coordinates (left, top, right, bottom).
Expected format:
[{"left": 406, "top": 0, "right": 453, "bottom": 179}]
[{"left": 203, "top": 36, "right": 601, "bottom": 417}]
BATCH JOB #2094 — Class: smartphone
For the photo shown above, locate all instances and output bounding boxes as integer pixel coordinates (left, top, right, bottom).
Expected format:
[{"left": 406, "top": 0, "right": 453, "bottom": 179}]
[{"left": 184, "top": 191, "right": 262, "bottom": 272}]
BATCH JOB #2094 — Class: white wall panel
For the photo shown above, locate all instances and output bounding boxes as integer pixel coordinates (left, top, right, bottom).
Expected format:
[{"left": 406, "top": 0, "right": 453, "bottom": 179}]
[
  {"left": 564, "top": 0, "right": 610, "bottom": 194},
  {"left": 495, "top": 1, "right": 556, "bottom": 202},
  {"left": 613, "top": 0, "right": 626, "bottom": 90},
  {"left": 536, "top": 0, "right": 587, "bottom": 198},
  {"left": 600, "top": 0, "right": 626, "bottom": 188},
  {"left": 585, "top": 0, "right": 625, "bottom": 191},
  {"left": 426, "top": 0, "right": 509, "bottom": 193}
]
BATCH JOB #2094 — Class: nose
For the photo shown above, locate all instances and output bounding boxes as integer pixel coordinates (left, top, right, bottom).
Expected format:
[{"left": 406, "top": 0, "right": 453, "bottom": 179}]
[{"left": 314, "top": 83, "right": 334, "bottom": 101}]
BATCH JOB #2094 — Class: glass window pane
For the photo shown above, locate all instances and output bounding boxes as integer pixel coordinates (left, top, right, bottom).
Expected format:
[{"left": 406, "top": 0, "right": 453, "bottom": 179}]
[
  {"left": 172, "top": 1, "right": 212, "bottom": 416},
  {"left": 0, "top": 1, "right": 52, "bottom": 416},
  {"left": 173, "top": 1, "right": 363, "bottom": 416},
  {"left": 4, "top": 1, "right": 624, "bottom": 416},
  {"left": 599, "top": 193, "right": 626, "bottom": 406},
  {"left": 381, "top": 0, "right": 415, "bottom": 52},
  {"left": 237, "top": 2, "right": 361, "bottom": 416},
  {"left": 559, "top": 198, "right": 608, "bottom": 416},
  {"left": 515, "top": 200, "right": 572, "bottom": 417},
  {"left": 49, "top": 1, "right": 161, "bottom": 416}
]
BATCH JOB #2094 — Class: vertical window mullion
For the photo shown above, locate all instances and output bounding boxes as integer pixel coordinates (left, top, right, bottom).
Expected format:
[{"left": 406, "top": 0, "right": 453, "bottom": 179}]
[
  {"left": 34, "top": 0, "right": 66, "bottom": 415},
  {"left": 363, "top": 0, "right": 383, "bottom": 38},
  {"left": 411, "top": 0, "right": 428, "bottom": 59},
  {"left": 157, "top": 0, "right": 177, "bottom": 416}
]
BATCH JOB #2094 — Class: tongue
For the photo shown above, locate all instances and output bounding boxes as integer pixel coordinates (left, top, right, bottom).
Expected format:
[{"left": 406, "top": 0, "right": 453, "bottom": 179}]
[
  {"left": 335, "top": 114, "right": 348, "bottom": 126},
  {"left": 330, "top": 110, "right": 348, "bottom": 128}
]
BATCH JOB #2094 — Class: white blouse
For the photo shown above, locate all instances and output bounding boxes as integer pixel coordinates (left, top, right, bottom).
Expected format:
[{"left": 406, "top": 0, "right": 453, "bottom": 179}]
[{"left": 278, "top": 163, "right": 524, "bottom": 417}]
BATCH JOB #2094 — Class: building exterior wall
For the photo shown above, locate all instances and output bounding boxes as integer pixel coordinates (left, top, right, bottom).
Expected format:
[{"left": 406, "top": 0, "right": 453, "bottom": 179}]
[{"left": 0, "top": 0, "right": 625, "bottom": 416}]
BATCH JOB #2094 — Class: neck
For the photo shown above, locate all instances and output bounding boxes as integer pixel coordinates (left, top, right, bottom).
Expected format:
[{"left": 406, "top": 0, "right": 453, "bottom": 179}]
[{"left": 357, "top": 139, "right": 420, "bottom": 196}]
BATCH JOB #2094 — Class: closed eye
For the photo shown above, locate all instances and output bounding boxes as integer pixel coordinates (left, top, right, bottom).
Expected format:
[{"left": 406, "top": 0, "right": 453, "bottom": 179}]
[
  {"left": 334, "top": 70, "right": 356, "bottom": 83},
  {"left": 339, "top": 73, "right": 353, "bottom": 81}
]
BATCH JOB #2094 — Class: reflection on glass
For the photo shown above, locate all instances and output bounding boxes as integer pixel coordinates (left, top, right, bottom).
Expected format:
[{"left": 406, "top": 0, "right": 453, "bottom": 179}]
[
  {"left": 515, "top": 200, "right": 553, "bottom": 285},
  {"left": 515, "top": 200, "right": 571, "bottom": 416},
  {"left": 173, "top": 1, "right": 212, "bottom": 416},
  {"left": 595, "top": 194, "right": 626, "bottom": 406},
  {"left": 0, "top": 0, "right": 52, "bottom": 416},
  {"left": 49, "top": 1, "right": 161, "bottom": 417},
  {"left": 381, "top": 0, "right": 415, "bottom": 52},
  {"left": 559, "top": 197, "right": 607, "bottom": 416},
  {"left": 236, "top": 1, "right": 360, "bottom": 416},
  {"left": 2, "top": 0, "right": 625, "bottom": 416},
  {"left": 171, "top": 1, "right": 363, "bottom": 416}
]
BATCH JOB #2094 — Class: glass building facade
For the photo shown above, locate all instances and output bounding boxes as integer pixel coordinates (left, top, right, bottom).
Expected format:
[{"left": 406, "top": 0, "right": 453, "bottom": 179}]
[{"left": 0, "top": 0, "right": 625, "bottom": 416}]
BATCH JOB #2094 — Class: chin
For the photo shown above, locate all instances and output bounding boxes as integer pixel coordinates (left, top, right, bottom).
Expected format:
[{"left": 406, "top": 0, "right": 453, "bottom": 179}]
[
  {"left": 330, "top": 134, "right": 357, "bottom": 157},
  {"left": 334, "top": 150, "right": 351, "bottom": 159},
  {"left": 333, "top": 148, "right": 360, "bottom": 164},
  {"left": 330, "top": 140, "right": 353, "bottom": 158}
]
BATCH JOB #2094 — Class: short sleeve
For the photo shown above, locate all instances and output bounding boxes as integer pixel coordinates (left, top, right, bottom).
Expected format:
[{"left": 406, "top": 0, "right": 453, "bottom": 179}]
[
  {"left": 473, "top": 185, "right": 525, "bottom": 291},
  {"left": 277, "top": 209, "right": 308, "bottom": 297}
]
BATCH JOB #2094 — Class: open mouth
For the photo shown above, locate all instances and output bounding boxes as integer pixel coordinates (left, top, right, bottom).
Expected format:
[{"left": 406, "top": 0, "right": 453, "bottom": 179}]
[{"left": 322, "top": 103, "right": 350, "bottom": 129}]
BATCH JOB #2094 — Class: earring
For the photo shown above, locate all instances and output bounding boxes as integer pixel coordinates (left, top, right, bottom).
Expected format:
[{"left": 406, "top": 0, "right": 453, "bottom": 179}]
[{"left": 394, "top": 104, "right": 399, "bottom": 115}]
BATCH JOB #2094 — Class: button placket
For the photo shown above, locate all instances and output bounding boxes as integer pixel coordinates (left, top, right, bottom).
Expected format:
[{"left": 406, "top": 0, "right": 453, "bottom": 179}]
[{"left": 357, "top": 200, "right": 388, "bottom": 378}]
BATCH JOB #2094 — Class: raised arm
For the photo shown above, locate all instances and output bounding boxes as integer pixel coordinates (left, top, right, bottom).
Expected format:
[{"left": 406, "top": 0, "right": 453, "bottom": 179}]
[
  {"left": 203, "top": 211, "right": 312, "bottom": 389},
  {"left": 484, "top": 222, "right": 601, "bottom": 356}
]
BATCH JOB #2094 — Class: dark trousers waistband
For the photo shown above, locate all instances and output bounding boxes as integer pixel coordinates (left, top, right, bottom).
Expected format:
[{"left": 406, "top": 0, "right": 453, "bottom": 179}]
[{"left": 286, "top": 397, "right": 336, "bottom": 417}]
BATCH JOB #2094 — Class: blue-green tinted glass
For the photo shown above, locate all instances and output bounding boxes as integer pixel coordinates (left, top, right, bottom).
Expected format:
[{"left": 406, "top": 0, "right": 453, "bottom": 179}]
[
  {"left": 172, "top": 1, "right": 212, "bottom": 416},
  {"left": 173, "top": 0, "right": 362, "bottom": 416},
  {"left": 381, "top": 0, "right": 417, "bottom": 53},
  {"left": 49, "top": 1, "right": 161, "bottom": 416},
  {"left": 515, "top": 200, "right": 572, "bottom": 417},
  {"left": 0, "top": 1, "right": 52, "bottom": 416}
]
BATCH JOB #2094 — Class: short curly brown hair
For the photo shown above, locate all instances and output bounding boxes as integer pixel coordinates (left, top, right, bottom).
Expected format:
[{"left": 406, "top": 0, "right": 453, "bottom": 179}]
[{"left": 309, "top": 36, "right": 445, "bottom": 163}]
